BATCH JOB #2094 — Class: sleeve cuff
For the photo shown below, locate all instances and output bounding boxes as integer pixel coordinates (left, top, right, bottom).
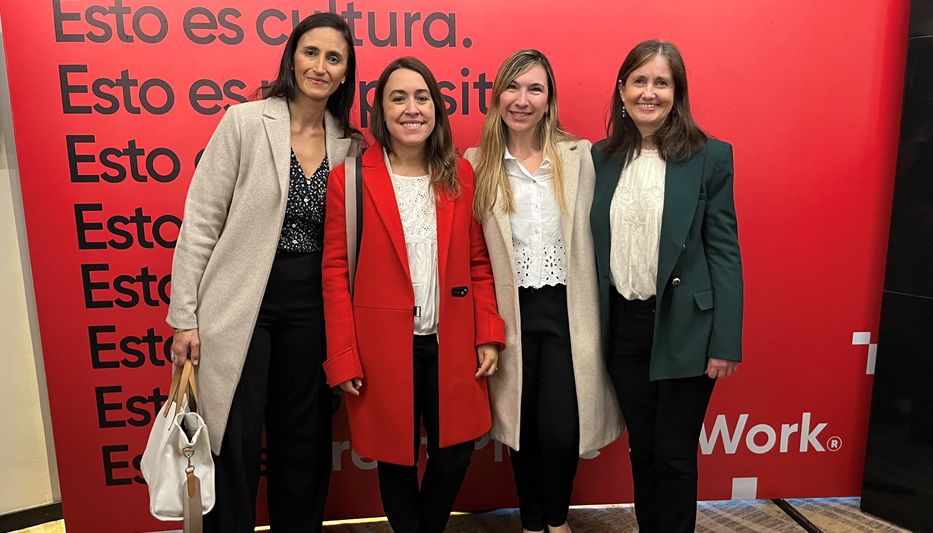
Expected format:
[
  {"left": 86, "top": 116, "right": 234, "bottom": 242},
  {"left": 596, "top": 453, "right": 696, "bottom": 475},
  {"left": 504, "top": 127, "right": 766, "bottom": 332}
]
[
  {"left": 166, "top": 310, "right": 198, "bottom": 331},
  {"left": 323, "top": 346, "right": 364, "bottom": 387},
  {"left": 476, "top": 315, "right": 506, "bottom": 351}
]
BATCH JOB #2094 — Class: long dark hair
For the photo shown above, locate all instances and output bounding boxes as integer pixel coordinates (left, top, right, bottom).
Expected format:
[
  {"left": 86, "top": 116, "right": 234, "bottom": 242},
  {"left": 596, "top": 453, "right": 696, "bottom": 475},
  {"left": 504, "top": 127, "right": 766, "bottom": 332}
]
[
  {"left": 603, "top": 39, "right": 707, "bottom": 163},
  {"left": 370, "top": 57, "right": 459, "bottom": 197},
  {"left": 266, "top": 13, "right": 361, "bottom": 140}
]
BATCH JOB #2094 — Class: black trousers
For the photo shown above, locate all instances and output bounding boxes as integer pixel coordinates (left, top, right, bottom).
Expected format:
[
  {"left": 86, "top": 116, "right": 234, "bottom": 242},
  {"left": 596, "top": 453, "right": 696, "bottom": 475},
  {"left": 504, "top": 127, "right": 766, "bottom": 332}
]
[
  {"left": 606, "top": 292, "right": 715, "bottom": 533},
  {"left": 377, "top": 335, "right": 475, "bottom": 533},
  {"left": 205, "top": 252, "right": 333, "bottom": 533},
  {"left": 510, "top": 285, "right": 580, "bottom": 531}
]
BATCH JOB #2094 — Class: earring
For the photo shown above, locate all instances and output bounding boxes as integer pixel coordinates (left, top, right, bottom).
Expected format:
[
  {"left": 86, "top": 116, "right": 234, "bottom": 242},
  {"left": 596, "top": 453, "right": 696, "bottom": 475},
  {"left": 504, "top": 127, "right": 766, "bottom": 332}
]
[
  {"left": 340, "top": 79, "right": 345, "bottom": 85},
  {"left": 621, "top": 103, "right": 627, "bottom": 118}
]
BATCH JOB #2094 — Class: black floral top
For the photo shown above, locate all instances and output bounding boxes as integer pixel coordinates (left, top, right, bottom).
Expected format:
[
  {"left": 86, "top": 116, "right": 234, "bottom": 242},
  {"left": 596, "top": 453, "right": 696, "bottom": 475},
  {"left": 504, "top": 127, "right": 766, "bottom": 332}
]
[{"left": 277, "top": 149, "right": 329, "bottom": 252}]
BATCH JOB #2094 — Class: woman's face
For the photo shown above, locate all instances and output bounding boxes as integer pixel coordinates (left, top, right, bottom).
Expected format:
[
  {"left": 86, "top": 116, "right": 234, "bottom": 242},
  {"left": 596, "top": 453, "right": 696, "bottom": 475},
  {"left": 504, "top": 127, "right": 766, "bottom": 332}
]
[
  {"left": 381, "top": 68, "right": 436, "bottom": 149},
  {"left": 619, "top": 54, "right": 676, "bottom": 135},
  {"left": 292, "top": 27, "right": 349, "bottom": 103},
  {"left": 498, "top": 64, "right": 549, "bottom": 136}
]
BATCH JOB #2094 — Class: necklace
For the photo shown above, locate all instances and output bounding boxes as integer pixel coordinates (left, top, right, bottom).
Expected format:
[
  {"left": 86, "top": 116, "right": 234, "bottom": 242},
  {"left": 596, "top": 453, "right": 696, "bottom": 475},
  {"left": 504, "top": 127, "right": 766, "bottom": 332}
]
[{"left": 512, "top": 149, "right": 541, "bottom": 164}]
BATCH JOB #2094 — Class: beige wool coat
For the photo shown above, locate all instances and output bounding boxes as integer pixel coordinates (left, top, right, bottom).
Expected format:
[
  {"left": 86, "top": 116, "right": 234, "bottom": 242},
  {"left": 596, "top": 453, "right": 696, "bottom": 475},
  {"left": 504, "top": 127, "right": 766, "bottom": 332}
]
[
  {"left": 465, "top": 139, "right": 622, "bottom": 454},
  {"left": 167, "top": 97, "right": 355, "bottom": 453}
]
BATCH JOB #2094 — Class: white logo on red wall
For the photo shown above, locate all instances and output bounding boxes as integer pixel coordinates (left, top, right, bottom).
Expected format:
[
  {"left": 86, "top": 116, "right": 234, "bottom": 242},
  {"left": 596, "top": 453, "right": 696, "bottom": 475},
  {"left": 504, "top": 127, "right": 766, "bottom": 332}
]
[{"left": 700, "top": 412, "right": 842, "bottom": 455}]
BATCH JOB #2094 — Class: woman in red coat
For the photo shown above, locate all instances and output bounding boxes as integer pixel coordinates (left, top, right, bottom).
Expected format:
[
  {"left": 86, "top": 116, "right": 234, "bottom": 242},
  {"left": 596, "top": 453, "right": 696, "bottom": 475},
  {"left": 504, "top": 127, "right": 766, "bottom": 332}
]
[{"left": 321, "top": 56, "right": 505, "bottom": 533}]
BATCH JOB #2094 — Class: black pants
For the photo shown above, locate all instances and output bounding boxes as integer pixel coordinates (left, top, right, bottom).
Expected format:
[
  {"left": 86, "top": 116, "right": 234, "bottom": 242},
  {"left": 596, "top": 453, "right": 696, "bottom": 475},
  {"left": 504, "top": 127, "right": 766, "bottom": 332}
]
[
  {"left": 377, "top": 335, "right": 475, "bottom": 533},
  {"left": 606, "top": 292, "right": 715, "bottom": 533},
  {"left": 205, "top": 252, "right": 333, "bottom": 533},
  {"left": 510, "top": 285, "right": 580, "bottom": 531}
]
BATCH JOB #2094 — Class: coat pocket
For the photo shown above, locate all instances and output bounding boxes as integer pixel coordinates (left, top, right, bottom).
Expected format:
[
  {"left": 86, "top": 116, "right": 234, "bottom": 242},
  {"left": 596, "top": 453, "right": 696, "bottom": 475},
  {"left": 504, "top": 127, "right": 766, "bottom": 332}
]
[{"left": 694, "top": 289, "right": 714, "bottom": 311}]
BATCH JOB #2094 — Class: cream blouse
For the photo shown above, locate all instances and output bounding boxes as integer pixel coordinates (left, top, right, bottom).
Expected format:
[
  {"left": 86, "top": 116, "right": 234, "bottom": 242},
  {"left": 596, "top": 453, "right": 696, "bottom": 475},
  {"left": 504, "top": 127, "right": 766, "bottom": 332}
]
[{"left": 609, "top": 149, "right": 667, "bottom": 300}]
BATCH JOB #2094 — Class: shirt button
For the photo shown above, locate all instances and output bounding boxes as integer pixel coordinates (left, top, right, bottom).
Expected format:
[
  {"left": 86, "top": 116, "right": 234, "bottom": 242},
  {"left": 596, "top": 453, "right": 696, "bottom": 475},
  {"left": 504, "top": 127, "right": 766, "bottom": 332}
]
[{"left": 672, "top": 277, "right": 681, "bottom": 287}]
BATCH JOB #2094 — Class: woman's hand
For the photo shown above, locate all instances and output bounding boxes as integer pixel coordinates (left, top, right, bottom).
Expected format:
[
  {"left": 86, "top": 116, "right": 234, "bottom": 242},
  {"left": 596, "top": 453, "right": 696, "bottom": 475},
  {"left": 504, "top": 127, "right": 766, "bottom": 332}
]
[
  {"left": 338, "top": 379, "right": 363, "bottom": 396},
  {"left": 475, "top": 343, "right": 499, "bottom": 378},
  {"left": 171, "top": 329, "right": 200, "bottom": 367},
  {"left": 706, "top": 357, "right": 738, "bottom": 379}
]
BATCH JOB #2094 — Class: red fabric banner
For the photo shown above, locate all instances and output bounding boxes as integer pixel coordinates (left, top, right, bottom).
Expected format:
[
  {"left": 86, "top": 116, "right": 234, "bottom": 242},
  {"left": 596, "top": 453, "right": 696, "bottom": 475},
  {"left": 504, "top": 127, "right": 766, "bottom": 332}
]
[{"left": 0, "top": 1, "right": 908, "bottom": 531}]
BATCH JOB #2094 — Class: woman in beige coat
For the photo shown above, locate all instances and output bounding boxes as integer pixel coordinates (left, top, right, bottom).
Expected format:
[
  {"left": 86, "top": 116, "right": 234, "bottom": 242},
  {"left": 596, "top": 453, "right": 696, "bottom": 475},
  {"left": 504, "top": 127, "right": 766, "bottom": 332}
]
[
  {"left": 465, "top": 50, "right": 621, "bottom": 533},
  {"left": 166, "top": 13, "right": 360, "bottom": 532}
]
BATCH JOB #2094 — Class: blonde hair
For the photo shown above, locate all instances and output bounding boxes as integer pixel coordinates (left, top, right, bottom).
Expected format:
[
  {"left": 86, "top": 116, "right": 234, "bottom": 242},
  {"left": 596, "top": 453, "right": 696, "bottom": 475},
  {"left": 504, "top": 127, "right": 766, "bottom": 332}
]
[{"left": 473, "top": 50, "right": 572, "bottom": 219}]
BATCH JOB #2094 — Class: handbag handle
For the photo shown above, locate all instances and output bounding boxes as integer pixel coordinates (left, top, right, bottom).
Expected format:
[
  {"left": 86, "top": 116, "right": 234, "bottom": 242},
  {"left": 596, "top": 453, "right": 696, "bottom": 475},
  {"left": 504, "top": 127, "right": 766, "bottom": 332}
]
[
  {"left": 162, "top": 360, "right": 200, "bottom": 419},
  {"left": 162, "top": 363, "right": 183, "bottom": 417},
  {"left": 187, "top": 366, "right": 200, "bottom": 407}
]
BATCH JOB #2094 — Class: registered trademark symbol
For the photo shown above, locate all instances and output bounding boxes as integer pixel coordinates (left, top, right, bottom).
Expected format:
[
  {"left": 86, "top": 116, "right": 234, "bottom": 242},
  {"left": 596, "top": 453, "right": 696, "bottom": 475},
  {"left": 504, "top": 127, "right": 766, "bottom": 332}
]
[{"left": 826, "top": 436, "right": 843, "bottom": 451}]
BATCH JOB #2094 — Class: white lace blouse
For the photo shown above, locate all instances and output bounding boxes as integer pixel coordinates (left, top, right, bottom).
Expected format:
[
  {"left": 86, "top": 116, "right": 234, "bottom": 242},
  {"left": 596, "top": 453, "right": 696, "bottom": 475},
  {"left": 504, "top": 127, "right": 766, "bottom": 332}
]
[
  {"left": 384, "top": 150, "right": 439, "bottom": 334},
  {"left": 504, "top": 148, "right": 566, "bottom": 289},
  {"left": 609, "top": 149, "right": 666, "bottom": 300}
]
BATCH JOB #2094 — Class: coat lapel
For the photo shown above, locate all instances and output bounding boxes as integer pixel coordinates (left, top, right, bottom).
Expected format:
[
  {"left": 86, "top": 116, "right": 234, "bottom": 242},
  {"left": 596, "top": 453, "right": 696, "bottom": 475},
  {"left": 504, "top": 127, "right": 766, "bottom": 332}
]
[
  {"left": 656, "top": 152, "right": 704, "bottom": 300},
  {"left": 436, "top": 186, "right": 456, "bottom": 286},
  {"left": 324, "top": 111, "right": 353, "bottom": 164},
  {"left": 262, "top": 97, "right": 291, "bottom": 201},
  {"left": 558, "top": 142, "right": 580, "bottom": 254},
  {"left": 590, "top": 150, "right": 625, "bottom": 279},
  {"left": 492, "top": 184, "right": 515, "bottom": 279},
  {"left": 362, "top": 146, "right": 411, "bottom": 281}
]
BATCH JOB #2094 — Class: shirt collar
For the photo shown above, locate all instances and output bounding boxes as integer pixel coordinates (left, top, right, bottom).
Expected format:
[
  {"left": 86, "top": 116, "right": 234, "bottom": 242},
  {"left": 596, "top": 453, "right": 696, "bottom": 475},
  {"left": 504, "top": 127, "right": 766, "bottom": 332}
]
[{"left": 503, "top": 147, "right": 552, "bottom": 168}]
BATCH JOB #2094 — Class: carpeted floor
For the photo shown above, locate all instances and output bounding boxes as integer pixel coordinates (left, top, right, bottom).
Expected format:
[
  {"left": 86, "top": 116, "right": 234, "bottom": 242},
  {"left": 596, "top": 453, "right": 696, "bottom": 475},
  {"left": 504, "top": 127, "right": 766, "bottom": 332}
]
[
  {"left": 11, "top": 498, "right": 910, "bottom": 532},
  {"left": 324, "top": 498, "right": 909, "bottom": 532}
]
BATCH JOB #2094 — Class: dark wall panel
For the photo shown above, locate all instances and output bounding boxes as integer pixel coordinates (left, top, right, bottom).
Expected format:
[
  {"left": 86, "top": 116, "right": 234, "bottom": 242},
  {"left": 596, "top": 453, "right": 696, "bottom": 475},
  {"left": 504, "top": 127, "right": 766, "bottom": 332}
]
[{"left": 862, "top": 2, "right": 933, "bottom": 529}]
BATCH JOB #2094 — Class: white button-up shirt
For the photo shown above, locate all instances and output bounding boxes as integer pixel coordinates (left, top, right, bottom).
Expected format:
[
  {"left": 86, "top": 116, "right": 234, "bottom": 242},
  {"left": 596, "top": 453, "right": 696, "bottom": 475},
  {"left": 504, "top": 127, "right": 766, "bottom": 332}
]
[{"left": 504, "top": 148, "right": 566, "bottom": 288}]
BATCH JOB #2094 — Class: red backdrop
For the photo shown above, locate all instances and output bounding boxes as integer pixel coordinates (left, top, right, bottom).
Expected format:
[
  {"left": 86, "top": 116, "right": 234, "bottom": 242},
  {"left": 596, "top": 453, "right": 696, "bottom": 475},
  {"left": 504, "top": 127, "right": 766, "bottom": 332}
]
[{"left": 0, "top": 1, "right": 908, "bottom": 531}]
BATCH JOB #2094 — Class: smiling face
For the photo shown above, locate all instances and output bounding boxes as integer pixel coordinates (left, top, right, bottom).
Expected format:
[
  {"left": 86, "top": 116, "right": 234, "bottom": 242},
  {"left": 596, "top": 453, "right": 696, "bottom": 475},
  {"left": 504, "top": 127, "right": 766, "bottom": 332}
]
[
  {"left": 498, "top": 63, "right": 549, "bottom": 137},
  {"left": 381, "top": 68, "right": 436, "bottom": 150},
  {"left": 619, "top": 54, "right": 675, "bottom": 136},
  {"left": 292, "top": 27, "right": 349, "bottom": 103}
]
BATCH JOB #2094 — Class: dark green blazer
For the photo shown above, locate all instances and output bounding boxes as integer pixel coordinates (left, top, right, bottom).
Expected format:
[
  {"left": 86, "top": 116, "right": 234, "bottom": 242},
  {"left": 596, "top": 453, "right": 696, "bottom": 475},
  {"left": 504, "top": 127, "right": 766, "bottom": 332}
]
[{"left": 590, "top": 138, "right": 743, "bottom": 380}]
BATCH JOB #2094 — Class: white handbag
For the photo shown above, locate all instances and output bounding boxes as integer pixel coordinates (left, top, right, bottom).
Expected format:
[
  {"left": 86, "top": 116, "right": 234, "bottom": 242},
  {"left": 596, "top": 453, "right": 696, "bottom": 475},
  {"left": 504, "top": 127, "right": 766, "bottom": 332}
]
[{"left": 141, "top": 360, "right": 215, "bottom": 533}]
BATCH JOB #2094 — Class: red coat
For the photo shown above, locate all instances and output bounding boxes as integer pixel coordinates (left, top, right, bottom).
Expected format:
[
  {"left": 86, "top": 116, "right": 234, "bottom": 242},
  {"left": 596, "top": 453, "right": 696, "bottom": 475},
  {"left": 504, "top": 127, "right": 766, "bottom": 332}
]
[{"left": 322, "top": 145, "right": 505, "bottom": 465}]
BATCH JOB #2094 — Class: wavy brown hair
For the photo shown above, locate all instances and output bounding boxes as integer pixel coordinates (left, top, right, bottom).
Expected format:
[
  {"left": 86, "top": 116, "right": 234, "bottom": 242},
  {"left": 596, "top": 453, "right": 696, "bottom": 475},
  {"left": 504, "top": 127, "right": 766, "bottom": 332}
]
[
  {"left": 473, "top": 50, "right": 572, "bottom": 219},
  {"left": 603, "top": 39, "right": 707, "bottom": 163},
  {"left": 370, "top": 57, "right": 459, "bottom": 197}
]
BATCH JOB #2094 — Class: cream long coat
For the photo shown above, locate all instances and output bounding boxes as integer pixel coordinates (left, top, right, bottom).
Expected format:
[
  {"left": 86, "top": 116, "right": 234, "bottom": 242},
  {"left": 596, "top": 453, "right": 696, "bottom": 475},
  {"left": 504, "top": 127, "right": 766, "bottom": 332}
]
[
  {"left": 167, "top": 97, "right": 355, "bottom": 453},
  {"left": 465, "top": 139, "right": 622, "bottom": 454}
]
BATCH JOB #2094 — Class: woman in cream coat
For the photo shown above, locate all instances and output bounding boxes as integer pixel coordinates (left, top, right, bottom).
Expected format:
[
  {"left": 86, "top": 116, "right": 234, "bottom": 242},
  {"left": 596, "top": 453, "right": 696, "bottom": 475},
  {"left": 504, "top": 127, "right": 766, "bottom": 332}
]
[
  {"left": 465, "top": 49, "right": 621, "bottom": 533},
  {"left": 167, "top": 14, "right": 360, "bottom": 532}
]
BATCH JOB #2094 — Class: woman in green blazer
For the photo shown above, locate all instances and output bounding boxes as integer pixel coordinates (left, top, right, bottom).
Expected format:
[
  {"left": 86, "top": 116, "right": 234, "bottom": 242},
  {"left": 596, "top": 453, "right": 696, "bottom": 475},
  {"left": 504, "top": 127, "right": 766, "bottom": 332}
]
[{"left": 590, "top": 40, "right": 743, "bottom": 532}]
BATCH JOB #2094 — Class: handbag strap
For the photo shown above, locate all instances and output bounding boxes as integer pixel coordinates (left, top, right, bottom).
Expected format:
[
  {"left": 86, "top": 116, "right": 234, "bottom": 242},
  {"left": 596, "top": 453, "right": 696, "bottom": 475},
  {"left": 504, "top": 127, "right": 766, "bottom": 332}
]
[
  {"left": 344, "top": 151, "right": 363, "bottom": 296},
  {"left": 163, "top": 360, "right": 200, "bottom": 419},
  {"left": 186, "top": 366, "right": 200, "bottom": 409},
  {"left": 162, "top": 362, "right": 183, "bottom": 417},
  {"left": 175, "top": 361, "right": 194, "bottom": 418},
  {"left": 183, "top": 467, "right": 203, "bottom": 533}
]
